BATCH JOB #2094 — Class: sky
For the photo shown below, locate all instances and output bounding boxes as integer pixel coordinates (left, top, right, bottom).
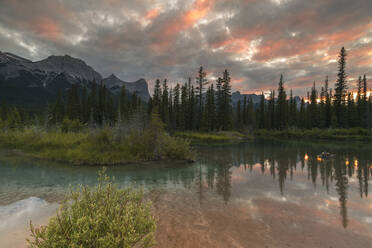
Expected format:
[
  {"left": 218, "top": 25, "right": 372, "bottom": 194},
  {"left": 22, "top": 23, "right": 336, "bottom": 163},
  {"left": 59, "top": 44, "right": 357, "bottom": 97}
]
[{"left": 0, "top": 0, "right": 371, "bottom": 96}]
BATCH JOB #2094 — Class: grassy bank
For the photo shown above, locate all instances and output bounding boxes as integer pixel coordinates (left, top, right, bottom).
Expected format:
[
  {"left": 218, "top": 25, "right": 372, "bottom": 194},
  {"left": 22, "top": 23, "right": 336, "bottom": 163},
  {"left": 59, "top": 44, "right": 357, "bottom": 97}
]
[
  {"left": 0, "top": 116, "right": 195, "bottom": 165},
  {"left": 174, "top": 131, "right": 251, "bottom": 145},
  {"left": 254, "top": 128, "right": 372, "bottom": 141}
]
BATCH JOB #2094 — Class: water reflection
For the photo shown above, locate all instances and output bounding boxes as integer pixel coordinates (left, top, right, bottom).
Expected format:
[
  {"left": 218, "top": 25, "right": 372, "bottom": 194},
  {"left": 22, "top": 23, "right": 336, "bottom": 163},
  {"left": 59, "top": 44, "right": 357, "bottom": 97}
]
[
  {"left": 196, "top": 140, "right": 372, "bottom": 228},
  {"left": 1, "top": 140, "right": 372, "bottom": 230}
]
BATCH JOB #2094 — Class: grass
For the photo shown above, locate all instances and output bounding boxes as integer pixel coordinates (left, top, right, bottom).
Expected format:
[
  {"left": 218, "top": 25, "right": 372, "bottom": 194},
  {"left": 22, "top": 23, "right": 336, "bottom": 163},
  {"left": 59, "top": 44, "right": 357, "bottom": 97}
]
[
  {"left": 254, "top": 128, "right": 372, "bottom": 141},
  {"left": 0, "top": 117, "right": 196, "bottom": 165},
  {"left": 174, "top": 131, "right": 251, "bottom": 145}
]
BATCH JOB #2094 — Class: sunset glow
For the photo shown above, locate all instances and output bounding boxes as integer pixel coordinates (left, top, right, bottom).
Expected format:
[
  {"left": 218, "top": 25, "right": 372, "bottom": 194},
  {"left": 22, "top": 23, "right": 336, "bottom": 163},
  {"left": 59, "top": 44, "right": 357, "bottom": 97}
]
[{"left": 0, "top": 0, "right": 370, "bottom": 95}]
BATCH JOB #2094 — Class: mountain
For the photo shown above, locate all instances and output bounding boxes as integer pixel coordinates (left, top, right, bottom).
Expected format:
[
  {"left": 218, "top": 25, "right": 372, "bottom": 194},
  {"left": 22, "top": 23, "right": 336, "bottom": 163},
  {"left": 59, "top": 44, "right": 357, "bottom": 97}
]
[
  {"left": 102, "top": 74, "right": 150, "bottom": 102},
  {"left": 231, "top": 91, "right": 261, "bottom": 105},
  {"left": 0, "top": 51, "right": 150, "bottom": 108}
]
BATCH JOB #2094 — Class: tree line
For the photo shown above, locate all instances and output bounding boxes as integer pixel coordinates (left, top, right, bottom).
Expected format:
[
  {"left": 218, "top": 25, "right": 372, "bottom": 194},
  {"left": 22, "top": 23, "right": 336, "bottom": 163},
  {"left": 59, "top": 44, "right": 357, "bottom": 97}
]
[
  {"left": 149, "top": 47, "right": 370, "bottom": 131},
  {"left": 0, "top": 47, "right": 370, "bottom": 131}
]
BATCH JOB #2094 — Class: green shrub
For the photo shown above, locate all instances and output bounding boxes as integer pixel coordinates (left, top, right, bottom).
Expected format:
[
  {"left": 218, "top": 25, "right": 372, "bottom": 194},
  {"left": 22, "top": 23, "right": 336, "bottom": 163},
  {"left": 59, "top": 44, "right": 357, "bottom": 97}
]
[
  {"left": 27, "top": 169, "right": 156, "bottom": 248},
  {"left": 61, "top": 117, "right": 85, "bottom": 133}
]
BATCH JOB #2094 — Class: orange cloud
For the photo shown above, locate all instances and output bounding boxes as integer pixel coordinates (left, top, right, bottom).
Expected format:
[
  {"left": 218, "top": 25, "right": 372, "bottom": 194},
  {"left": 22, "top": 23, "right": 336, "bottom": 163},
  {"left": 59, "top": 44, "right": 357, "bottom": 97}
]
[
  {"left": 30, "top": 17, "right": 62, "bottom": 40},
  {"left": 150, "top": 0, "right": 214, "bottom": 52},
  {"left": 144, "top": 8, "right": 160, "bottom": 21},
  {"left": 254, "top": 22, "right": 371, "bottom": 62}
]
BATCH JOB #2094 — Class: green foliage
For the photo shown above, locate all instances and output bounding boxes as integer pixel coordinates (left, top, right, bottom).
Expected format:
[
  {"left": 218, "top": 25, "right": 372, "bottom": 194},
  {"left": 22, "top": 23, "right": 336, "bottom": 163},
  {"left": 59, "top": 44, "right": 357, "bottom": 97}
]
[
  {"left": 0, "top": 114, "right": 195, "bottom": 165},
  {"left": 27, "top": 169, "right": 156, "bottom": 248},
  {"left": 130, "top": 113, "right": 196, "bottom": 161},
  {"left": 61, "top": 117, "right": 85, "bottom": 133}
]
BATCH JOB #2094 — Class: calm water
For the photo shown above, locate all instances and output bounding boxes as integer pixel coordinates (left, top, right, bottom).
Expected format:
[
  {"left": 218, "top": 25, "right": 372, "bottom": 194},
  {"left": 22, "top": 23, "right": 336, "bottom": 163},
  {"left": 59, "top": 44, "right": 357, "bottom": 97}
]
[{"left": 1, "top": 140, "right": 372, "bottom": 247}]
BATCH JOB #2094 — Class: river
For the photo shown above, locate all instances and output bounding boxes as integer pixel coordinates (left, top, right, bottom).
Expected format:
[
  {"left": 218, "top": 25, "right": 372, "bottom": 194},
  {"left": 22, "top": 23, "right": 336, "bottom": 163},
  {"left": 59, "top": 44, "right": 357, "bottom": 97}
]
[{"left": 1, "top": 139, "right": 372, "bottom": 247}]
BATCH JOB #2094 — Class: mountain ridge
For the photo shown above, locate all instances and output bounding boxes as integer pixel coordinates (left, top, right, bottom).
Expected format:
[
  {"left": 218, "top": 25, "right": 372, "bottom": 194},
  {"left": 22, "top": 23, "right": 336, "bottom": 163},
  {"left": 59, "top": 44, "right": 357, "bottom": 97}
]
[{"left": 0, "top": 51, "right": 150, "bottom": 108}]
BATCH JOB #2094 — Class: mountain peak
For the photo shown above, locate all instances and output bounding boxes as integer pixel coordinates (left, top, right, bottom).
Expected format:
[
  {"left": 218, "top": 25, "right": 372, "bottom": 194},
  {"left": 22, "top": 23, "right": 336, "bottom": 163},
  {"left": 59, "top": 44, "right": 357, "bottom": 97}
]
[{"left": 108, "top": 73, "right": 119, "bottom": 80}]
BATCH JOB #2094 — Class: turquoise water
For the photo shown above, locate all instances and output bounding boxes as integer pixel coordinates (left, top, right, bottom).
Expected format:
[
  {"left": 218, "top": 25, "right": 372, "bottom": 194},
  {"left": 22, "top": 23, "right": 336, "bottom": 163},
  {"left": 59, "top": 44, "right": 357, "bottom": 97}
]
[{"left": 1, "top": 140, "right": 372, "bottom": 247}]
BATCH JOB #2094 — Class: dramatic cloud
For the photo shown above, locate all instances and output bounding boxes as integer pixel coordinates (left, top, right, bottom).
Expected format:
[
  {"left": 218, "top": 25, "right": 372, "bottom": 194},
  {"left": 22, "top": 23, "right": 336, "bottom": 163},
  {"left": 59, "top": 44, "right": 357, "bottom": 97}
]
[{"left": 0, "top": 0, "right": 371, "bottom": 95}]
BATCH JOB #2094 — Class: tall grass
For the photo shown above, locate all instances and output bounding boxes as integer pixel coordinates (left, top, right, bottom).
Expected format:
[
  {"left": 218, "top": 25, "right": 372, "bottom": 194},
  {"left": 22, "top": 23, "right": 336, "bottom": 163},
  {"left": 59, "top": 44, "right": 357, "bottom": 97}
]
[
  {"left": 174, "top": 131, "right": 250, "bottom": 145},
  {"left": 0, "top": 117, "right": 195, "bottom": 165}
]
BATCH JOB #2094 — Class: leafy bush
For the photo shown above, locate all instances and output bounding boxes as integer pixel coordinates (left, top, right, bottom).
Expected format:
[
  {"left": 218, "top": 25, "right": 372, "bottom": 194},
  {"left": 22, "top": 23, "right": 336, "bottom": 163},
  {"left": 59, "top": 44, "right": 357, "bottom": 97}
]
[
  {"left": 61, "top": 117, "right": 85, "bottom": 133},
  {"left": 27, "top": 169, "right": 156, "bottom": 248}
]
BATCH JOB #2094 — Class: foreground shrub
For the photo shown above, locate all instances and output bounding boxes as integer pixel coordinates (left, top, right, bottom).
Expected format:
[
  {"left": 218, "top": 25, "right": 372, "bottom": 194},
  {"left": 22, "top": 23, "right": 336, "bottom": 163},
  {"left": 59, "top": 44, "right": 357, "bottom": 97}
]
[{"left": 27, "top": 169, "right": 156, "bottom": 248}]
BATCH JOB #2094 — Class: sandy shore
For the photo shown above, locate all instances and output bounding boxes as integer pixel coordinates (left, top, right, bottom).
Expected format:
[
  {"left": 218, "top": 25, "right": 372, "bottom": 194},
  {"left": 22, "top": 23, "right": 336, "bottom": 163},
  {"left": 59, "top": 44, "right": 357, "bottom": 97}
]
[{"left": 2, "top": 190, "right": 372, "bottom": 248}]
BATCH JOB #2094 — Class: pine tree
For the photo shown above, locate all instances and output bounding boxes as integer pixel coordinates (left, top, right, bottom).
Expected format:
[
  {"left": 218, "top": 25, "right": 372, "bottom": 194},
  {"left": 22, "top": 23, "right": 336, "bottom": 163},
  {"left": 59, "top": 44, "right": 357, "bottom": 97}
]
[
  {"left": 334, "top": 47, "right": 348, "bottom": 127},
  {"left": 324, "top": 77, "right": 332, "bottom": 128},
  {"left": 152, "top": 79, "right": 162, "bottom": 112},
  {"left": 119, "top": 85, "right": 128, "bottom": 122},
  {"left": 309, "top": 82, "right": 318, "bottom": 128},
  {"left": 221, "top": 69, "right": 232, "bottom": 130},
  {"left": 356, "top": 76, "right": 363, "bottom": 125},
  {"left": 180, "top": 83, "right": 188, "bottom": 130},
  {"left": 161, "top": 79, "right": 169, "bottom": 125},
  {"left": 276, "top": 74, "right": 287, "bottom": 129},
  {"left": 195, "top": 66, "right": 209, "bottom": 130},
  {"left": 267, "top": 90, "right": 275, "bottom": 129},
  {"left": 236, "top": 100, "right": 242, "bottom": 129},
  {"left": 258, "top": 93, "right": 265, "bottom": 128},
  {"left": 247, "top": 96, "right": 255, "bottom": 129},
  {"left": 173, "top": 84, "right": 181, "bottom": 130},
  {"left": 188, "top": 85, "right": 196, "bottom": 130},
  {"left": 216, "top": 77, "right": 223, "bottom": 130},
  {"left": 205, "top": 84, "right": 216, "bottom": 131},
  {"left": 299, "top": 98, "right": 306, "bottom": 128},
  {"left": 243, "top": 96, "right": 247, "bottom": 125},
  {"left": 288, "top": 89, "right": 296, "bottom": 127}
]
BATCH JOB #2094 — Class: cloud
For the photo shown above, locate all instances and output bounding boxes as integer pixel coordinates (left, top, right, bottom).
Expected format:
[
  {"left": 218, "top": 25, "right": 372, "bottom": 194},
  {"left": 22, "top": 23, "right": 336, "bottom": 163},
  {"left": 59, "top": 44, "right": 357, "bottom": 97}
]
[{"left": 0, "top": 0, "right": 370, "bottom": 96}]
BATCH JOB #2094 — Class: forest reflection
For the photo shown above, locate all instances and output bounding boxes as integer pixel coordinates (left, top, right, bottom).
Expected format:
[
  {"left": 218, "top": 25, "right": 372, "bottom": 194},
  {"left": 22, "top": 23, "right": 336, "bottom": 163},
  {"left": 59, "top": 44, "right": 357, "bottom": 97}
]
[{"left": 194, "top": 141, "right": 372, "bottom": 229}]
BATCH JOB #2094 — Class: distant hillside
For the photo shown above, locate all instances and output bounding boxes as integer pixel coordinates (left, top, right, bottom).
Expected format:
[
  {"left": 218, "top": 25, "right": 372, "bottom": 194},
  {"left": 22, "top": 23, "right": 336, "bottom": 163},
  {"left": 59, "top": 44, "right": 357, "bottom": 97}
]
[{"left": 0, "top": 51, "right": 150, "bottom": 108}]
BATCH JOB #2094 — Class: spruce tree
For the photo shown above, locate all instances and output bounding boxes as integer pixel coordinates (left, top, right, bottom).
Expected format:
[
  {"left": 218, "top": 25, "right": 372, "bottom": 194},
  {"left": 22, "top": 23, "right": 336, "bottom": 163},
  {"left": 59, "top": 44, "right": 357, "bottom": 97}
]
[
  {"left": 180, "top": 83, "right": 188, "bottom": 130},
  {"left": 309, "top": 82, "right": 318, "bottom": 128},
  {"left": 173, "top": 84, "right": 181, "bottom": 130},
  {"left": 216, "top": 77, "right": 223, "bottom": 130},
  {"left": 221, "top": 70, "right": 232, "bottom": 130},
  {"left": 195, "top": 66, "right": 209, "bottom": 130},
  {"left": 334, "top": 47, "right": 348, "bottom": 127},
  {"left": 161, "top": 79, "right": 169, "bottom": 125},
  {"left": 276, "top": 74, "right": 287, "bottom": 129},
  {"left": 258, "top": 93, "right": 265, "bottom": 128},
  {"left": 153, "top": 79, "right": 162, "bottom": 111}
]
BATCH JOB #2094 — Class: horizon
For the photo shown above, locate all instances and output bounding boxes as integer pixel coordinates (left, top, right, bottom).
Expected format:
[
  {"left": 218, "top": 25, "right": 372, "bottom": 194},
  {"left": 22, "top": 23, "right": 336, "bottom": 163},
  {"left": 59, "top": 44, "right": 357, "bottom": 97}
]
[{"left": 0, "top": 0, "right": 371, "bottom": 96}]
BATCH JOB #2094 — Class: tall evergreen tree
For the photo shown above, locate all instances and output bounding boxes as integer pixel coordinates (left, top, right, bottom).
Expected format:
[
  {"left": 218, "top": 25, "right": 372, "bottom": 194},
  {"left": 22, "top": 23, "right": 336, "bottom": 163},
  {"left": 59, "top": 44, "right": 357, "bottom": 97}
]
[
  {"left": 334, "top": 47, "right": 348, "bottom": 127},
  {"left": 276, "top": 74, "right": 287, "bottom": 129},
  {"left": 221, "top": 69, "right": 232, "bottom": 130},
  {"left": 258, "top": 93, "right": 265, "bottom": 128},
  {"left": 309, "top": 82, "right": 318, "bottom": 128},
  {"left": 195, "top": 66, "right": 209, "bottom": 130}
]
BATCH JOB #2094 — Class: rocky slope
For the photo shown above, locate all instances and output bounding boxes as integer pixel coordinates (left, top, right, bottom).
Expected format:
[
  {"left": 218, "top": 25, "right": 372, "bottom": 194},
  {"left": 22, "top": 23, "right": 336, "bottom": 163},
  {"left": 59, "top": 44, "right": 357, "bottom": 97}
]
[{"left": 0, "top": 51, "right": 150, "bottom": 108}]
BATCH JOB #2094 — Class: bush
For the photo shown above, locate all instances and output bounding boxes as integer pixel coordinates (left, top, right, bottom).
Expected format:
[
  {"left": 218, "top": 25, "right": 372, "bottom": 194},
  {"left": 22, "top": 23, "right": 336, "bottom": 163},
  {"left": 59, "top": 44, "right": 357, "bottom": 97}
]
[
  {"left": 27, "top": 169, "right": 156, "bottom": 248},
  {"left": 61, "top": 117, "right": 85, "bottom": 133}
]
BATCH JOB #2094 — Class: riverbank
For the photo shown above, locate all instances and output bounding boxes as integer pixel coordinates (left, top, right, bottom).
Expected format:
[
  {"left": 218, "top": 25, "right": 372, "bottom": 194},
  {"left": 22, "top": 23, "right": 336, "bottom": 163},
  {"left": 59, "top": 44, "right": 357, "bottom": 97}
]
[
  {"left": 0, "top": 119, "right": 195, "bottom": 165},
  {"left": 174, "top": 131, "right": 252, "bottom": 145},
  {"left": 254, "top": 128, "right": 372, "bottom": 142}
]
